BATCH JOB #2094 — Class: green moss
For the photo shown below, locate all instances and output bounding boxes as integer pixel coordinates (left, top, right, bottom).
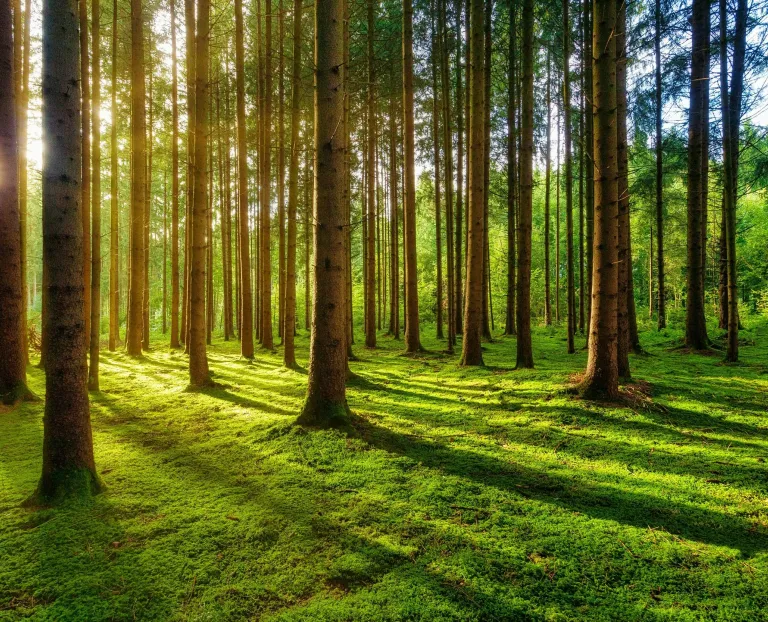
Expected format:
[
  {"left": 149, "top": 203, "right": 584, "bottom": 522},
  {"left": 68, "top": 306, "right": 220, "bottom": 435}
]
[{"left": 1, "top": 320, "right": 767, "bottom": 620}]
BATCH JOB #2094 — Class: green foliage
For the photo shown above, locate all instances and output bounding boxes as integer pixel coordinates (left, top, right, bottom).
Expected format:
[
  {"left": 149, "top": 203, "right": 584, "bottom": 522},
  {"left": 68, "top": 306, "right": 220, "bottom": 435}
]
[{"left": 2, "top": 321, "right": 768, "bottom": 620}]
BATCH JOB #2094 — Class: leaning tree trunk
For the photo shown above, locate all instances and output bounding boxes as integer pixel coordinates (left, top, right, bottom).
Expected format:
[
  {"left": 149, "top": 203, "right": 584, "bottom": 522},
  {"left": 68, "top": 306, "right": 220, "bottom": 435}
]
[
  {"left": 403, "top": 0, "right": 421, "bottom": 353},
  {"left": 579, "top": 0, "right": 620, "bottom": 400},
  {"left": 38, "top": 0, "right": 100, "bottom": 501},
  {"left": 515, "top": 0, "right": 534, "bottom": 369},
  {"left": 189, "top": 0, "right": 212, "bottom": 386},
  {"left": 461, "top": 0, "right": 485, "bottom": 366},
  {"left": 0, "top": 0, "right": 29, "bottom": 403},
  {"left": 284, "top": 0, "right": 302, "bottom": 368},
  {"left": 127, "top": 0, "right": 146, "bottom": 356},
  {"left": 297, "top": 0, "right": 350, "bottom": 426},
  {"left": 684, "top": 0, "right": 710, "bottom": 350}
]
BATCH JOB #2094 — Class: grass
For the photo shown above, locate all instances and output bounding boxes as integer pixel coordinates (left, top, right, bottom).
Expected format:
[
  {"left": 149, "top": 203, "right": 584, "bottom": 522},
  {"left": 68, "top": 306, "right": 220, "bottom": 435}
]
[{"left": 1, "top": 320, "right": 768, "bottom": 621}]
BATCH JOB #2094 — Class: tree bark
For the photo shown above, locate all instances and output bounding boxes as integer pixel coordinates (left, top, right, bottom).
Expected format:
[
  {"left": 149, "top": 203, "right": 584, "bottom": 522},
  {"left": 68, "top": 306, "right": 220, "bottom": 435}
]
[
  {"left": 170, "top": 0, "right": 181, "bottom": 347},
  {"left": 616, "top": 0, "right": 630, "bottom": 376},
  {"left": 403, "top": 0, "right": 421, "bottom": 353},
  {"left": 583, "top": 0, "right": 594, "bottom": 329},
  {"left": 235, "top": 0, "right": 254, "bottom": 357},
  {"left": 544, "top": 53, "right": 552, "bottom": 327},
  {"left": 80, "top": 0, "right": 91, "bottom": 351},
  {"left": 88, "top": 0, "right": 102, "bottom": 390},
  {"left": 505, "top": 0, "right": 516, "bottom": 336},
  {"left": 189, "top": 0, "right": 212, "bottom": 386},
  {"left": 388, "top": 99, "right": 400, "bottom": 339},
  {"left": 579, "top": 0, "right": 619, "bottom": 399},
  {"left": 460, "top": 0, "right": 485, "bottom": 366},
  {"left": 564, "top": 0, "right": 575, "bottom": 354},
  {"left": 260, "top": 0, "right": 274, "bottom": 350},
  {"left": 481, "top": 0, "right": 492, "bottom": 341},
  {"left": 454, "top": 0, "right": 464, "bottom": 336},
  {"left": 297, "top": 0, "right": 350, "bottom": 426},
  {"left": 38, "top": 0, "right": 100, "bottom": 501},
  {"left": 515, "top": 0, "right": 534, "bottom": 368},
  {"left": 684, "top": 0, "right": 710, "bottom": 350},
  {"left": 431, "top": 2, "right": 444, "bottom": 340},
  {"left": 654, "top": 0, "right": 665, "bottom": 330},
  {"left": 0, "top": 0, "right": 28, "bottom": 402},
  {"left": 127, "top": 0, "right": 146, "bottom": 356},
  {"left": 365, "top": 0, "right": 377, "bottom": 348},
  {"left": 109, "top": 0, "right": 119, "bottom": 350},
  {"left": 278, "top": 0, "right": 286, "bottom": 343}
]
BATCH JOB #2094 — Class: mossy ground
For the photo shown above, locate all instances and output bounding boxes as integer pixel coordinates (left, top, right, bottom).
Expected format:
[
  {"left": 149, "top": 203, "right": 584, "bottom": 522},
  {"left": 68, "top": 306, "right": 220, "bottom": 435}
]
[{"left": 1, "top": 320, "right": 768, "bottom": 621}]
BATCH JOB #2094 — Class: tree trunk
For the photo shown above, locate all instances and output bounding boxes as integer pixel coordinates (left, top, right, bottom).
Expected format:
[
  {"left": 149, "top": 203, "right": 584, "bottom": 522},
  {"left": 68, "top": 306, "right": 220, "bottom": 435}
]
[
  {"left": 722, "top": 0, "right": 747, "bottom": 362},
  {"left": 80, "top": 0, "right": 91, "bottom": 352},
  {"left": 0, "top": 0, "right": 28, "bottom": 402},
  {"left": 481, "top": 0, "right": 492, "bottom": 341},
  {"left": 88, "top": 0, "right": 102, "bottom": 390},
  {"left": 579, "top": 0, "right": 619, "bottom": 399},
  {"left": 460, "top": 0, "right": 484, "bottom": 366},
  {"left": 544, "top": 53, "right": 552, "bottom": 327},
  {"left": 454, "top": 0, "right": 464, "bottom": 336},
  {"left": 515, "top": 0, "right": 534, "bottom": 369},
  {"left": 684, "top": 0, "right": 710, "bottom": 350},
  {"left": 189, "top": 0, "right": 212, "bottom": 386},
  {"left": 431, "top": 2, "right": 444, "bottom": 340},
  {"left": 260, "top": 0, "right": 274, "bottom": 350},
  {"left": 297, "top": 0, "right": 350, "bottom": 426},
  {"left": 564, "top": 0, "right": 575, "bottom": 354},
  {"left": 365, "top": 0, "right": 377, "bottom": 348},
  {"left": 388, "top": 99, "right": 400, "bottom": 339},
  {"left": 235, "top": 0, "right": 254, "bottom": 357},
  {"left": 403, "top": 0, "right": 421, "bottom": 353},
  {"left": 616, "top": 0, "right": 630, "bottom": 376},
  {"left": 278, "top": 0, "right": 286, "bottom": 343},
  {"left": 654, "top": 0, "right": 665, "bottom": 330},
  {"left": 182, "top": 0, "right": 196, "bottom": 350},
  {"left": 109, "top": 0, "right": 119, "bottom": 350},
  {"left": 17, "top": 0, "right": 31, "bottom": 362},
  {"left": 284, "top": 0, "right": 301, "bottom": 368},
  {"left": 144, "top": 48, "right": 153, "bottom": 351},
  {"left": 439, "top": 0, "right": 455, "bottom": 350},
  {"left": 583, "top": 0, "right": 594, "bottom": 329},
  {"left": 38, "top": 0, "right": 100, "bottom": 501},
  {"left": 127, "top": 0, "right": 146, "bottom": 356},
  {"left": 505, "top": 0, "right": 516, "bottom": 336},
  {"left": 170, "top": 0, "right": 180, "bottom": 347}
]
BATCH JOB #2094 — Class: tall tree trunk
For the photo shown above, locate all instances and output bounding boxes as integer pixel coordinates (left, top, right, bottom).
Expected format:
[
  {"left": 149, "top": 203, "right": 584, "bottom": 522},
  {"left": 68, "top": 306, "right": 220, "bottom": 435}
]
[
  {"left": 88, "top": 0, "right": 102, "bottom": 390},
  {"left": 365, "top": 0, "right": 377, "bottom": 348},
  {"left": 38, "top": 0, "right": 100, "bottom": 501},
  {"left": 439, "top": 0, "right": 455, "bottom": 350},
  {"left": 163, "top": 174, "right": 167, "bottom": 334},
  {"left": 80, "top": 0, "right": 91, "bottom": 351},
  {"left": 260, "top": 0, "right": 274, "bottom": 350},
  {"left": 564, "top": 0, "right": 575, "bottom": 354},
  {"left": 403, "top": 0, "right": 421, "bottom": 353},
  {"left": 579, "top": 0, "right": 619, "bottom": 399},
  {"left": 144, "top": 47, "right": 153, "bottom": 351},
  {"left": 505, "top": 0, "right": 516, "bottom": 336},
  {"left": 654, "top": 0, "right": 665, "bottom": 329},
  {"left": 170, "top": 0, "right": 181, "bottom": 347},
  {"left": 555, "top": 108, "right": 560, "bottom": 323},
  {"left": 182, "top": 0, "right": 196, "bottom": 350},
  {"left": 515, "top": 0, "right": 534, "bottom": 368},
  {"left": 223, "top": 60, "right": 234, "bottom": 340},
  {"left": 544, "top": 53, "right": 552, "bottom": 327},
  {"left": 480, "top": 0, "right": 492, "bottom": 341},
  {"left": 460, "top": 0, "right": 485, "bottom": 365},
  {"left": 388, "top": 98, "right": 400, "bottom": 339},
  {"left": 454, "top": 0, "right": 464, "bottom": 336},
  {"left": 189, "top": 0, "right": 212, "bottom": 386},
  {"left": 127, "top": 0, "right": 146, "bottom": 356},
  {"left": 583, "top": 0, "right": 593, "bottom": 329},
  {"left": 578, "top": 44, "right": 585, "bottom": 334},
  {"left": 298, "top": 0, "right": 350, "bottom": 426},
  {"left": 431, "top": 2, "right": 444, "bottom": 340},
  {"left": 109, "top": 0, "right": 119, "bottom": 350},
  {"left": 284, "top": 0, "right": 302, "bottom": 368},
  {"left": 684, "top": 0, "right": 710, "bottom": 350},
  {"left": 0, "top": 0, "right": 29, "bottom": 402},
  {"left": 17, "top": 0, "right": 31, "bottom": 361},
  {"left": 722, "top": 0, "right": 747, "bottom": 362},
  {"left": 235, "top": 0, "right": 254, "bottom": 357},
  {"left": 278, "top": 0, "right": 286, "bottom": 343},
  {"left": 616, "top": 0, "right": 630, "bottom": 376}
]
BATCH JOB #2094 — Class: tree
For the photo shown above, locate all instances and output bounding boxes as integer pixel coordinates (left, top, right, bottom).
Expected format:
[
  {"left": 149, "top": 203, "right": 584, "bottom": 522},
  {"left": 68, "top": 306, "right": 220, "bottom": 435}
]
[
  {"left": 284, "top": 0, "right": 302, "bottom": 369},
  {"left": 684, "top": 0, "right": 710, "bottom": 350},
  {"left": 80, "top": 0, "right": 91, "bottom": 351},
  {"left": 654, "top": 0, "right": 665, "bottom": 330},
  {"left": 579, "top": 0, "right": 619, "bottom": 399},
  {"left": 88, "top": 0, "right": 102, "bottom": 390},
  {"left": 0, "top": 0, "right": 29, "bottom": 403},
  {"left": 403, "top": 0, "right": 421, "bottom": 353},
  {"left": 297, "top": 0, "right": 350, "bottom": 426},
  {"left": 109, "top": 0, "right": 119, "bottom": 351},
  {"left": 235, "top": 0, "right": 254, "bottom": 358},
  {"left": 460, "top": 0, "right": 485, "bottom": 366},
  {"left": 430, "top": 1, "right": 444, "bottom": 341},
  {"left": 189, "top": 0, "right": 212, "bottom": 387},
  {"left": 170, "top": 0, "right": 181, "bottom": 348},
  {"left": 260, "top": 0, "right": 274, "bottom": 350},
  {"left": 721, "top": 0, "right": 747, "bottom": 362},
  {"left": 505, "top": 0, "right": 516, "bottom": 336},
  {"left": 544, "top": 53, "right": 552, "bottom": 327},
  {"left": 127, "top": 0, "right": 146, "bottom": 356},
  {"left": 365, "top": 0, "right": 377, "bottom": 349},
  {"left": 37, "top": 0, "right": 100, "bottom": 501},
  {"left": 563, "top": 0, "right": 575, "bottom": 355},
  {"left": 515, "top": 0, "right": 533, "bottom": 369},
  {"left": 454, "top": 0, "right": 464, "bottom": 336}
]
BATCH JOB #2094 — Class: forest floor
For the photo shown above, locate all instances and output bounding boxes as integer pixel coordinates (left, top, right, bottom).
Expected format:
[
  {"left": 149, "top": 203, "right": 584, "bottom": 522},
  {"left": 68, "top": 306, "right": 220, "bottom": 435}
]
[{"left": 1, "top": 320, "right": 768, "bottom": 621}]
